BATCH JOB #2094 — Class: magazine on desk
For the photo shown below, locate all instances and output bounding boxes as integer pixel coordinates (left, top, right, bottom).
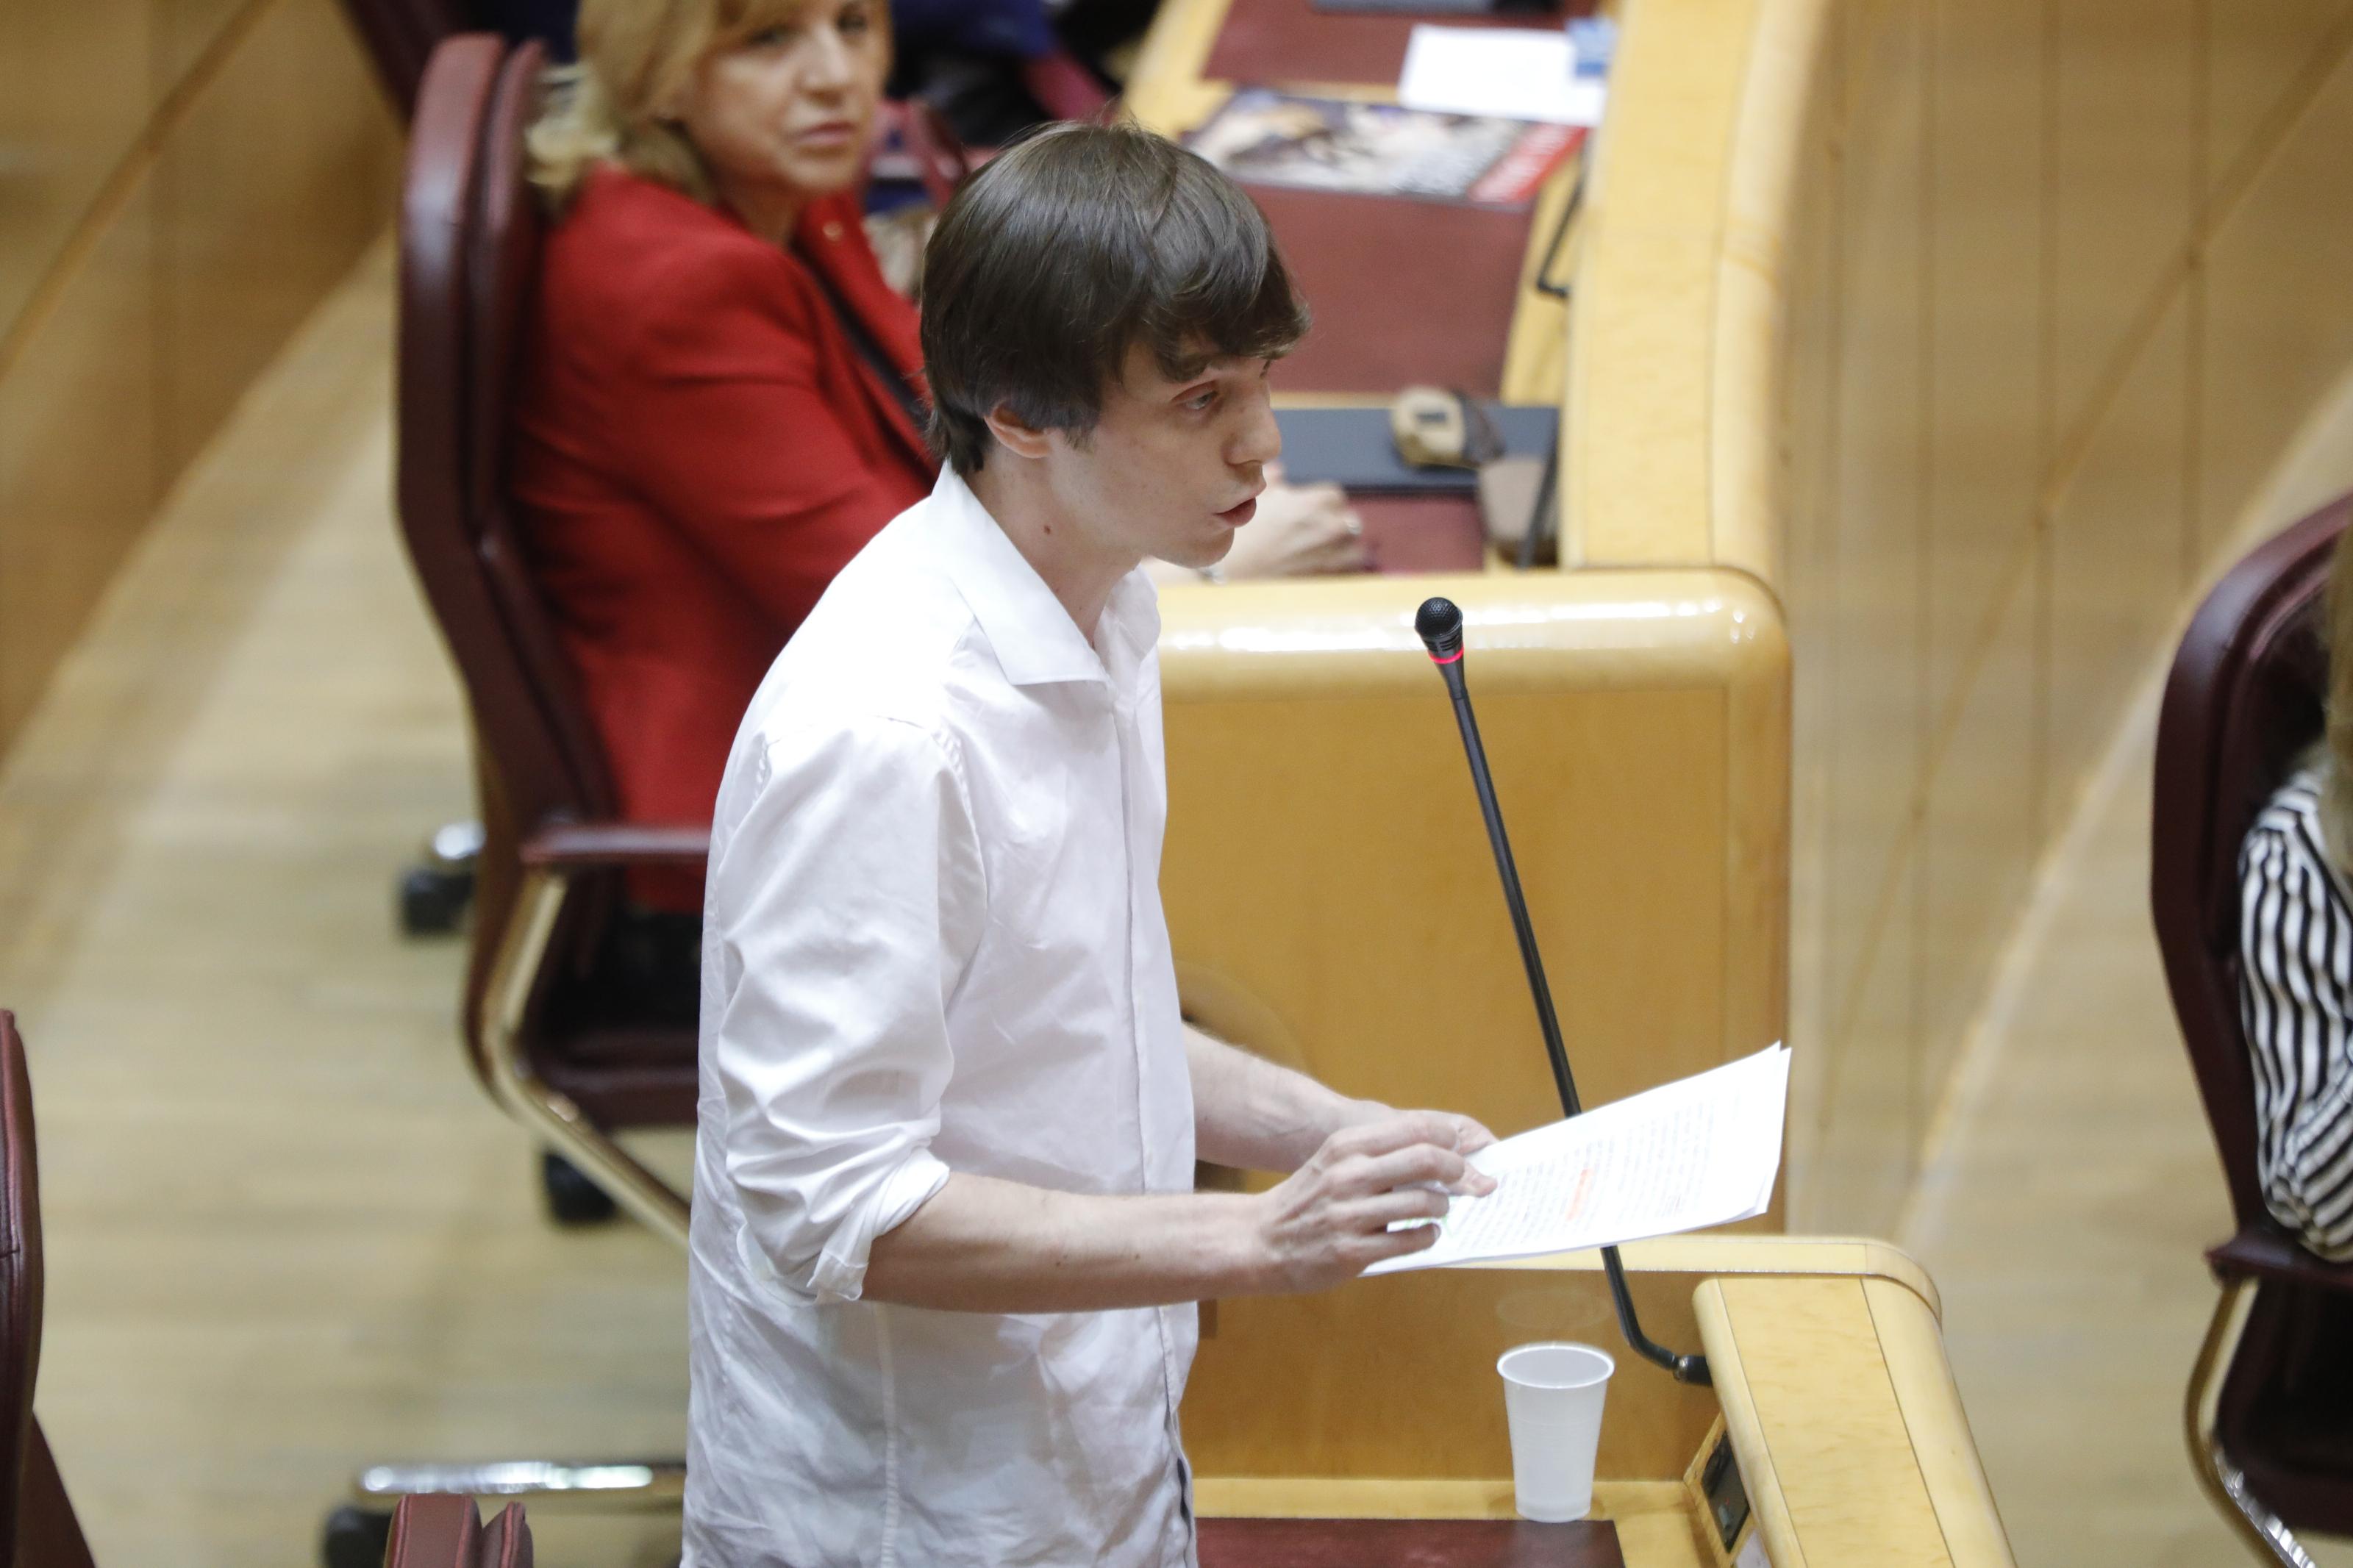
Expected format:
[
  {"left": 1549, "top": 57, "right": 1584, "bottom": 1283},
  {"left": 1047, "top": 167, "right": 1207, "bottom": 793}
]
[{"left": 1185, "top": 88, "right": 1584, "bottom": 208}]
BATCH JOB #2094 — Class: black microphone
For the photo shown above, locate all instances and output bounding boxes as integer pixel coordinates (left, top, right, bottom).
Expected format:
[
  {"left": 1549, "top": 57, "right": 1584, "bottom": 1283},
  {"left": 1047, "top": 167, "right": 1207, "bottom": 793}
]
[{"left": 1415, "top": 596, "right": 1710, "bottom": 1386}]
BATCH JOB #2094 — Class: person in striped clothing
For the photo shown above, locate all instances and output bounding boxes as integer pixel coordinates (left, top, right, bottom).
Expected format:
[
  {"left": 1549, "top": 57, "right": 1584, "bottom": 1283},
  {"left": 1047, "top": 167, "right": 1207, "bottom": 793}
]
[{"left": 2239, "top": 526, "right": 2353, "bottom": 1260}]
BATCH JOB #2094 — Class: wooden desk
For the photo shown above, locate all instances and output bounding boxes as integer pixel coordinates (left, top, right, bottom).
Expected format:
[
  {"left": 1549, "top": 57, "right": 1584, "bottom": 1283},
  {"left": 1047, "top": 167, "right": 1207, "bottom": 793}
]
[
  {"left": 1188, "top": 1236, "right": 2015, "bottom": 1568},
  {"left": 1125, "top": 0, "right": 1581, "bottom": 404},
  {"left": 1134, "top": 0, "right": 1784, "bottom": 1193}
]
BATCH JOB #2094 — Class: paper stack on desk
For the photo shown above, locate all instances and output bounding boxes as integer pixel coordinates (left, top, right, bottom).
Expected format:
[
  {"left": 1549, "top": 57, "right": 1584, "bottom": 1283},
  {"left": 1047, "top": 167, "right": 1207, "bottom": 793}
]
[
  {"left": 1365, "top": 1044, "right": 1790, "bottom": 1275},
  {"left": 1398, "top": 26, "right": 1609, "bottom": 127}
]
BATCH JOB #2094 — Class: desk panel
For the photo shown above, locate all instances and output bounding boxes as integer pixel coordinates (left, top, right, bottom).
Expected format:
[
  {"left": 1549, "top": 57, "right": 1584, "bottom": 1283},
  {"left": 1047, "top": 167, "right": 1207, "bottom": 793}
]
[
  {"left": 1257, "top": 186, "right": 1534, "bottom": 395},
  {"left": 1352, "top": 493, "right": 1490, "bottom": 573},
  {"left": 1203, "top": 0, "right": 1590, "bottom": 90},
  {"left": 1190, "top": 1238, "right": 2015, "bottom": 1568}
]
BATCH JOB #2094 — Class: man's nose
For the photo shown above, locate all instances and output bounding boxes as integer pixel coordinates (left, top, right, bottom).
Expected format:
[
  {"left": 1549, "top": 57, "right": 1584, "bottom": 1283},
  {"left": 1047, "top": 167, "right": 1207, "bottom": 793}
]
[{"left": 1231, "top": 389, "right": 1281, "bottom": 468}]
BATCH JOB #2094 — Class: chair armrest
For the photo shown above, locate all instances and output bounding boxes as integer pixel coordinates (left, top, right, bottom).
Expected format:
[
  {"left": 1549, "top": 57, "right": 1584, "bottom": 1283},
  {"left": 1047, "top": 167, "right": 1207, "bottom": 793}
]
[
  {"left": 519, "top": 822, "right": 711, "bottom": 870},
  {"left": 2207, "top": 1228, "right": 2353, "bottom": 1292},
  {"left": 386, "top": 1494, "right": 533, "bottom": 1568}
]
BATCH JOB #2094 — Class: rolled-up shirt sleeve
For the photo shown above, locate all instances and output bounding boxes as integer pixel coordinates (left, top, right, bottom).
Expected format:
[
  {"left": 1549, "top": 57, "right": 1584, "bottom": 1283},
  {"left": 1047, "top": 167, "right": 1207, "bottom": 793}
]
[{"left": 706, "top": 715, "right": 987, "bottom": 1304}]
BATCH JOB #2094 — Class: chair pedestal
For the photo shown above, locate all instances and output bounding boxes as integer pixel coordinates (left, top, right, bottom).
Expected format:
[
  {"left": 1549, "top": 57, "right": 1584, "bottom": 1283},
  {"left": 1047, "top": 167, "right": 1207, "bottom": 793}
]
[{"left": 2188, "top": 1278, "right": 2322, "bottom": 1568}]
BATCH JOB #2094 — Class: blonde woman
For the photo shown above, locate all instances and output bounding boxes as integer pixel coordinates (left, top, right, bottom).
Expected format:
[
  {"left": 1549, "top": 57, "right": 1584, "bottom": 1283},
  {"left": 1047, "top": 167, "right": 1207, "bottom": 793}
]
[
  {"left": 2238, "top": 524, "right": 2353, "bottom": 1259},
  {"left": 512, "top": 0, "right": 1365, "bottom": 914}
]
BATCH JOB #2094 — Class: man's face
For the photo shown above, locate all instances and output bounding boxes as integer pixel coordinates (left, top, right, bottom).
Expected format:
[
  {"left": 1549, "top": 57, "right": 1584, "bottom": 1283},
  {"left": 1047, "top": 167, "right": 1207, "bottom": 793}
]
[{"left": 1031, "top": 342, "right": 1284, "bottom": 573}]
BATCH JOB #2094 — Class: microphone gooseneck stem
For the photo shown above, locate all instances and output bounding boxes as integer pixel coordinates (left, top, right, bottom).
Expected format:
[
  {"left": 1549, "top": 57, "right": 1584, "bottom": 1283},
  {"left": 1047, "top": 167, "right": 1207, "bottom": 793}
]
[
  {"left": 1437, "top": 662, "right": 1581, "bottom": 1117},
  {"left": 1424, "top": 617, "right": 1711, "bottom": 1386}
]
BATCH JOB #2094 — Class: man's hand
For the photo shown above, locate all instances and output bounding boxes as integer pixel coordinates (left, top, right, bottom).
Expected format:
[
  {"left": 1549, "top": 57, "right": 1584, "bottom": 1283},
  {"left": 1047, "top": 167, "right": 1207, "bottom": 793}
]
[
  {"left": 1331, "top": 1101, "right": 1499, "bottom": 1164},
  {"left": 1248, "top": 1111, "right": 1502, "bottom": 1292}
]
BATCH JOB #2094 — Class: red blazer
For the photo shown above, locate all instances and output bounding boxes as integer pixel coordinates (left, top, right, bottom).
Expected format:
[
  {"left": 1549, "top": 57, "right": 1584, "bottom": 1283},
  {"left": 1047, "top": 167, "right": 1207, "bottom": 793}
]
[{"left": 512, "top": 168, "right": 937, "bottom": 908}]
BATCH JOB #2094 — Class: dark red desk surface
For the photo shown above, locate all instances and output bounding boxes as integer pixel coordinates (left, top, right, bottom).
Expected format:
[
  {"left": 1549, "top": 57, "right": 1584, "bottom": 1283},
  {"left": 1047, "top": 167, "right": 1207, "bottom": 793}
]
[
  {"left": 1354, "top": 492, "right": 1489, "bottom": 573},
  {"left": 1199, "top": 0, "right": 1593, "bottom": 397},
  {"left": 1205, "top": 0, "right": 1596, "bottom": 89},
  {"left": 1197, "top": 1517, "right": 1625, "bottom": 1567},
  {"left": 1257, "top": 185, "right": 1531, "bottom": 397}
]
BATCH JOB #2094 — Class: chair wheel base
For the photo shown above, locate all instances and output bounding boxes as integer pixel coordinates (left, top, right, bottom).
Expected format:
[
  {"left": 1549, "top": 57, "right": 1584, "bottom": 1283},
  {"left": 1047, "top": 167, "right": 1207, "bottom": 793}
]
[
  {"left": 321, "top": 1504, "right": 393, "bottom": 1568},
  {"left": 398, "top": 864, "right": 474, "bottom": 937},
  {"left": 542, "top": 1150, "right": 621, "bottom": 1226}
]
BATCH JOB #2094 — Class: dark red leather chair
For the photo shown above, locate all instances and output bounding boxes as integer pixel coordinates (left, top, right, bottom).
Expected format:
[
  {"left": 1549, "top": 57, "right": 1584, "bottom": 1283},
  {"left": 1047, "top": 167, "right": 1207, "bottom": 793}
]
[
  {"left": 0, "top": 1013, "right": 98, "bottom": 1568},
  {"left": 2152, "top": 495, "right": 2353, "bottom": 1563},
  {"left": 326, "top": 32, "right": 698, "bottom": 1556},
  {"left": 399, "top": 32, "right": 704, "bottom": 1243},
  {"left": 338, "top": 0, "right": 473, "bottom": 116},
  {"left": 384, "top": 1497, "right": 531, "bottom": 1568}
]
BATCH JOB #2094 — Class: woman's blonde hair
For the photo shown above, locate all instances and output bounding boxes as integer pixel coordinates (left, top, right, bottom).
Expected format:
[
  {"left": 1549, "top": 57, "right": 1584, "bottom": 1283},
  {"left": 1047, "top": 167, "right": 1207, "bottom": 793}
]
[{"left": 527, "top": 0, "right": 882, "bottom": 212}]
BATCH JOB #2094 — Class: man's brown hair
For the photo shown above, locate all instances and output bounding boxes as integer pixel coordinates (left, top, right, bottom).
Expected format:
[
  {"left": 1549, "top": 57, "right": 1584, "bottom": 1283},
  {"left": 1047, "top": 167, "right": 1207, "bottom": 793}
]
[{"left": 919, "top": 120, "right": 1309, "bottom": 475}]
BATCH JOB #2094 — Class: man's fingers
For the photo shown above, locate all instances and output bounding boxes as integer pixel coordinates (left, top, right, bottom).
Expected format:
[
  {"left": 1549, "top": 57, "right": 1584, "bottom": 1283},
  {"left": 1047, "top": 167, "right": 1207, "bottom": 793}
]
[
  {"left": 1449, "top": 1116, "right": 1500, "bottom": 1155},
  {"left": 1356, "top": 1219, "right": 1443, "bottom": 1266},
  {"left": 1349, "top": 1142, "right": 1468, "bottom": 1195},
  {"left": 1324, "top": 1111, "right": 1465, "bottom": 1161},
  {"left": 1352, "top": 1186, "right": 1450, "bottom": 1228}
]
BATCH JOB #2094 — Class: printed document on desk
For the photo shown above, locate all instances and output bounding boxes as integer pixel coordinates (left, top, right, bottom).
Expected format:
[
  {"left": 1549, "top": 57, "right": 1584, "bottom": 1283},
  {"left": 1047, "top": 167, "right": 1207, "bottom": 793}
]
[
  {"left": 1398, "top": 26, "right": 1609, "bottom": 127},
  {"left": 1365, "top": 1045, "right": 1790, "bottom": 1275}
]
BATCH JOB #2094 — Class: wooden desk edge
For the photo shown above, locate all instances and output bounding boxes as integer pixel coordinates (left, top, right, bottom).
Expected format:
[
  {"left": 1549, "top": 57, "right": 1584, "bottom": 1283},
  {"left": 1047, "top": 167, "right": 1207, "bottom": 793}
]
[
  {"left": 1695, "top": 1271, "right": 2017, "bottom": 1568},
  {"left": 1485, "top": 1234, "right": 1939, "bottom": 1322},
  {"left": 1155, "top": 567, "right": 1788, "bottom": 701}
]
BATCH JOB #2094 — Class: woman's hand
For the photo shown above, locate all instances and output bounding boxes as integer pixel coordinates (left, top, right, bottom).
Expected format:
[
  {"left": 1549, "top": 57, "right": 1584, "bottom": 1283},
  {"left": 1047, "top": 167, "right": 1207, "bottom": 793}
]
[{"left": 1220, "top": 468, "right": 1371, "bottom": 578}]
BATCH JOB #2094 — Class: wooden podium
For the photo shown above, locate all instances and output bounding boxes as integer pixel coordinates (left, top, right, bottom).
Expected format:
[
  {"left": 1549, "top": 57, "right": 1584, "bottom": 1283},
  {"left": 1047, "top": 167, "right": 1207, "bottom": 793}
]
[
  {"left": 1123, "top": 4, "right": 2018, "bottom": 1561},
  {"left": 1185, "top": 1236, "right": 2015, "bottom": 1567}
]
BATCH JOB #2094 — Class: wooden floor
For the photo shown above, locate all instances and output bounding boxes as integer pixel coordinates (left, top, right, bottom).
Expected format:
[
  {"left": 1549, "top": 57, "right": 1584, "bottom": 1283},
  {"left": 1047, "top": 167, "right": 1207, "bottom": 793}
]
[
  {"left": 1894, "top": 676, "right": 2268, "bottom": 1567},
  {"left": 4, "top": 242, "right": 2347, "bottom": 1565},
  {"left": 0, "top": 241, "right": 687, "bottom": 1568}
]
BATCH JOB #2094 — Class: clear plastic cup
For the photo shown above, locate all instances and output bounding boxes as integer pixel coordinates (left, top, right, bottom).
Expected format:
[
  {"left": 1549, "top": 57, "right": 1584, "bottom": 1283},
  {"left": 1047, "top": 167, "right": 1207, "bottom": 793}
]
[{"left": 1497, "top": 1341, "right": 1615, "bottom": 1522}]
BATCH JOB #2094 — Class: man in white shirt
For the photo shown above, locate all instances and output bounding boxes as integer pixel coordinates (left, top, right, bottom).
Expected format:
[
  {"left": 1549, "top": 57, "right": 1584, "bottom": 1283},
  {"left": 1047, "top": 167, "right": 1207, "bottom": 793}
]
[{"left": 685, "top": 121, "right": 1499, "bottom": 1568}]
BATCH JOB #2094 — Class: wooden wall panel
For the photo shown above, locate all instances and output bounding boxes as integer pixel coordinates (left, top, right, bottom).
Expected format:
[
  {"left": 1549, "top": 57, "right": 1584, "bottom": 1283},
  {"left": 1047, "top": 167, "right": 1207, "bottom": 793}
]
[
  {"left": 1819, "top": 2, "right": 1925, "bottom": 1067},
  {"left": 1809, "top": 858, "right": 1918, "bottom": 1230},
  {"left": 1573, "top": 0, "right": 2353, "bottom": 1233},
  {"left": 2197, "top": 38, "right": 2353, "bottom": 559},
  {"left": 0, "top": 193, "right": 163, "bottom": 740},
  {"left": 1925, "top": 0, "right": 2043, "bottom": 715},
  {"left": 158, "top": 0, "right": 268, "bottom": 86},
  {"left": 2045, "top": 299, "right": 2190, "bottom": 799},
  {"left": 1766, "top": 0, "right": 2353, "bottom": 1232},
  {"left": 155, "top": 0, "right": 399, "bottom": 478},
  {"left": 2048, "top": 0, "right": 2196, "bottom": 443},
  {"left": 2204, "top": 0, "right": 2353, "bottom": 194},
  {"left": 0, "top": 0, "right": 396, "bottom": 765},
  {"left": 0, "top": 0, "right": 155, "bottom": 339},
  {"left": 1920, "top": 573, "right": 2037, "bottom": 1095},
  {"left": 1779, "top": 38, "right": 1846, "bottom": 1203}
]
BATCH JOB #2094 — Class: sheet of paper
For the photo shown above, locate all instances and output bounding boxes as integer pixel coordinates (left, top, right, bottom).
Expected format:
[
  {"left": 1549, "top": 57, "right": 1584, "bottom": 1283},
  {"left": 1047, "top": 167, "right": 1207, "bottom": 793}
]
[
  {"left": 1397, "top": 26, "right": 1609, "bottom": 127},
  {"left": 1365, "top": 1044, "right": 1790, "bottom": 1275}
]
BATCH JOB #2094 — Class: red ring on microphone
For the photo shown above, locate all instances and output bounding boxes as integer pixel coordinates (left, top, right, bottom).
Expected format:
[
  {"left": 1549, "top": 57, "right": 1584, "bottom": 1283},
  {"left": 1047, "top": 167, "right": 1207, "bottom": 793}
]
[{"left": 1428, "top": 649, "right": 1464, "bottom": 665}]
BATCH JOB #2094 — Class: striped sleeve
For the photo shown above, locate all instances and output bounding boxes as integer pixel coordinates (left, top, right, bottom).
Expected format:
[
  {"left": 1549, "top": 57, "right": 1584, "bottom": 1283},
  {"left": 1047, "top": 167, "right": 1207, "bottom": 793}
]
[{"left": 2237, "top": 772, "right": 2353, "bottom": 1261}]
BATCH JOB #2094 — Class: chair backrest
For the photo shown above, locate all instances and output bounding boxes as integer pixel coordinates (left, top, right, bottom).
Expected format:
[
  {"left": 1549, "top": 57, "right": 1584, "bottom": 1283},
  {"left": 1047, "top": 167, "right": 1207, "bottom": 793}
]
[
  {"left": 2152, "top": 498, "right": 2351, "bottom": 1235},
  {"left": 337, "top": 0, "right": 473, "bottom": 117},
  {"left": 0, "top": 1015, "right": 96, "bottom": 1568},
  {"left": 399, "top": 35, "right": 624, "bottom": 1063},
  {"left": 0, "top": 1011, "right": 38, "bottom": 1568},
  {"left": 387, "top": 1496, "right": 532, "bottom": 1568}
]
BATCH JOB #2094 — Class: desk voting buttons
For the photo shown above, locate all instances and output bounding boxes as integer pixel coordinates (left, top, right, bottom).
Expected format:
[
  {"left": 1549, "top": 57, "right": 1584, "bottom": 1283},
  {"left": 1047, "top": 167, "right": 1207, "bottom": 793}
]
[{"left": 1499, "top": 1342, "right": 1615, "bottom": 1522}]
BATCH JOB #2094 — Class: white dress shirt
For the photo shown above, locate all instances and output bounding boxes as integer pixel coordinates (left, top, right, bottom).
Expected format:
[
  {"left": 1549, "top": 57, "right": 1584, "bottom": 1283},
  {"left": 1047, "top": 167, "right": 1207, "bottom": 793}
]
[{"left": 683, "top": 468, "right": 1199, "bottom": 1568}]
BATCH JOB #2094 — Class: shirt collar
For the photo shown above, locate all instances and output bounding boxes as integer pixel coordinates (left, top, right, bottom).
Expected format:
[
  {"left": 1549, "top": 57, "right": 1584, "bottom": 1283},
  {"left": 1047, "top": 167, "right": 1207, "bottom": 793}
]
[{"left": 928, "top": 468, "right": 1160, "bottom": 692}]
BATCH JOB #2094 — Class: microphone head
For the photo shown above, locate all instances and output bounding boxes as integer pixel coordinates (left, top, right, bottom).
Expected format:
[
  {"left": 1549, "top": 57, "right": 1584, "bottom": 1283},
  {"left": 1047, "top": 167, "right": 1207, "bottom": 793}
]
[{"left": 1415, "top": 597, "right": 1465, "bottom": 662}]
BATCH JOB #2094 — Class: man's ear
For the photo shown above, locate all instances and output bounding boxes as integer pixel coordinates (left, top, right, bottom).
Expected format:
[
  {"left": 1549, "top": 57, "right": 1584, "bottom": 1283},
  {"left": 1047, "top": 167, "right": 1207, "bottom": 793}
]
[{"left": 982, "top": 403, "right": 1056, "bottom": 462}]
